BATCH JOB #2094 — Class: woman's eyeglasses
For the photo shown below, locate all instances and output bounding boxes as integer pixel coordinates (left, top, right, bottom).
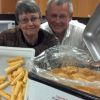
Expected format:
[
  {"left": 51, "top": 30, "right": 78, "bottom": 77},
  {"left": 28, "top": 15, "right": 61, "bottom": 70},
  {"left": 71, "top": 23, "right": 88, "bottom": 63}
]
[{"left": 19, "top": 16, "right": 40, "bottom": 24}]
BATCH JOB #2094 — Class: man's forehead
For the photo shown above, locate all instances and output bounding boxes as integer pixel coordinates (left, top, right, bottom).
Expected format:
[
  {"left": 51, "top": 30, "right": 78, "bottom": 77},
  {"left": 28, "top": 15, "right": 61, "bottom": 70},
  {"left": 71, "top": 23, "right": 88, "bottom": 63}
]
[{"left": 48, "top": 2, "right": 69, "bottom": 12}]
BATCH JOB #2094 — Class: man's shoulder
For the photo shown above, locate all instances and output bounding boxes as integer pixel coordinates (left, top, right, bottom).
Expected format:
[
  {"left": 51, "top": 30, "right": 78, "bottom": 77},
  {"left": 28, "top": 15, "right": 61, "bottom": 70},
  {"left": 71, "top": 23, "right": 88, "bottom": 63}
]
[
  {"left": 40, "top": 22, "right": 48, "bottom": 27},
  {"left": 69, "top": 20, "right": 86, "bottom": 29},
  {"left": 40, "top": 22, "right": 49, "bottom": 31},
  {"left": 40, "top": 22, "right": 53, "bottom": 34}
]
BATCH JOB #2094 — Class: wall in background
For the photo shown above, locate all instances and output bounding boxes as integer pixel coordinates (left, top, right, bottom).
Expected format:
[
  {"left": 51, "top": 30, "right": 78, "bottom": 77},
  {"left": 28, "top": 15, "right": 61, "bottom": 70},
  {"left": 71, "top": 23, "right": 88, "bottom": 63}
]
[
  {"left": 72, "top": 0, "right": 99, "bottom": 17},
  {"left": 36, "top": 0, "right": 100, "bottom": 17},
  {"left": 0, "top": 0, "right": 17, "bottom": 14},
  {"left": 0, "top": 0, "right": 99, "bottom": 17}
]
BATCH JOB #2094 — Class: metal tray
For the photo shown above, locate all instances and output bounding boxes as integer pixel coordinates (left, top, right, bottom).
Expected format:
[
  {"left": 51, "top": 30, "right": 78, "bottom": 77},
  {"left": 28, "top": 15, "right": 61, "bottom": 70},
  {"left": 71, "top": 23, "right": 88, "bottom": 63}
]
[
  {"left": 0, "top": 46, "right": 35, "bottom": 100},
  {"left": 25, "top": 72, "right": 100, "bottom": 100},
  {"left": 0, "top": 46, "right": 35, "bottom": 74},
  {"left": 83, "top": 3, "right": 100, "bottom": 61}
]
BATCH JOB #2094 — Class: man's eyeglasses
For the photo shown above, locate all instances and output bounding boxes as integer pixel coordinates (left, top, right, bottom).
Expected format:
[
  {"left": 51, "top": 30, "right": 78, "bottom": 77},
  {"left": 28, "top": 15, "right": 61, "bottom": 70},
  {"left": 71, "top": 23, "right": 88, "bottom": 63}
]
[{"left": 19, "top": 16, "right": 40, "bottom": 24}]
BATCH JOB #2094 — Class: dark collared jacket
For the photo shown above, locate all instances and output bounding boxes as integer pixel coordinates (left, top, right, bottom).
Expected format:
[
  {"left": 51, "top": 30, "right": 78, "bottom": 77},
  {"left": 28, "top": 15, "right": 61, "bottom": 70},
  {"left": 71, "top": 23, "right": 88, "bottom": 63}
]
[{"left": 0, "top": 27, "right": 58, "bottom": 56}]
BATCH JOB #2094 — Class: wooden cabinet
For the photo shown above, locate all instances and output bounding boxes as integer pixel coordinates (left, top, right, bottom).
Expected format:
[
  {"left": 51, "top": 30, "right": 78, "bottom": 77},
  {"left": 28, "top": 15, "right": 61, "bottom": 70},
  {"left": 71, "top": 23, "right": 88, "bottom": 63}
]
[
  {"left": 72, "top": 0, "right": 78, "bottom": 17},
  {"left": 88, "top": 0, "right": 100, "bottom": 17},
  {"left": 36, "top": 0, "right": 99, "bottom": 17},
  {"left": 35, "top": 0, "right": 48, "bottom": 16},
  {"left": 36, "top": 0, "right": 100, "bottom": 17},
  {"left": 0, "top": 0, "right": 99, "bottom": 17},
  {"left": 72, "top": 0, "right": 100, "bottom": 17},
  {"left": 0, "top": 0, "right": 17, "bottom": 14}
]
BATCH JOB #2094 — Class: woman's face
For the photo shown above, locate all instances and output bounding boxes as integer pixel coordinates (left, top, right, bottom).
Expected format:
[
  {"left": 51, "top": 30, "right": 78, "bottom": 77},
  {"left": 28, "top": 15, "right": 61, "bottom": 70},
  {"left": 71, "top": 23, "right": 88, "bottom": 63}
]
[{"left": 18, "top": 12, "right": 41, "bottom": 38}]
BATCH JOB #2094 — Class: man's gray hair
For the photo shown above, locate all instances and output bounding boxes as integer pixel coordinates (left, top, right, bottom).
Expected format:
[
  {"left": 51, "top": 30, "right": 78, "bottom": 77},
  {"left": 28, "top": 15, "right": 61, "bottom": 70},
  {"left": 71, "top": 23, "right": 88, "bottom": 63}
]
[
  {"left": 46, "top": 0, "right": 73, "bottom": 16},
  {"left": 15, "top": 0, "right": 41, "bottom": 22}
]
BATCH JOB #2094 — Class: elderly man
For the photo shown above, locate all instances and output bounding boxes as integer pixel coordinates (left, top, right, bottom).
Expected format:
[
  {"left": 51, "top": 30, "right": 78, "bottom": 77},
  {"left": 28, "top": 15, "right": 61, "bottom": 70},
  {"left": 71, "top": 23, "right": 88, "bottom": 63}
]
[{"left": 41, "top": 0, "right": 86, "bottom": 50}]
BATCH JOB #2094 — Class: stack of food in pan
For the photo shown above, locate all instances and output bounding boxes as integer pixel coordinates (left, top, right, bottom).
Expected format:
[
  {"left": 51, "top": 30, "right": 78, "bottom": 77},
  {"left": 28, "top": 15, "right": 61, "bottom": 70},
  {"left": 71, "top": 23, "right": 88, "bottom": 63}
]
[{"left": 33, "top": 45, "right": 100, "bottom": 97}]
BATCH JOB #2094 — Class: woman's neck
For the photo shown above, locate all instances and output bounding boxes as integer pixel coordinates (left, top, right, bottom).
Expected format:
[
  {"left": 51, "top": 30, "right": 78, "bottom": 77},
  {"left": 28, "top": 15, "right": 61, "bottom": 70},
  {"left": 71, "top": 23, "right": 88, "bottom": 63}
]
[{"left": 24, "top": 34, "right": 38, "bottom": 46}]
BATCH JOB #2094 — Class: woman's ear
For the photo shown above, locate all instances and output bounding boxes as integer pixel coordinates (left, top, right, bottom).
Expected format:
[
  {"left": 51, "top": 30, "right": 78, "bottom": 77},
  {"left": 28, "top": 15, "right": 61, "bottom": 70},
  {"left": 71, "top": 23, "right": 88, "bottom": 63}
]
[{"left": 17, "top": 24, "right": 20, "bottom": 28}]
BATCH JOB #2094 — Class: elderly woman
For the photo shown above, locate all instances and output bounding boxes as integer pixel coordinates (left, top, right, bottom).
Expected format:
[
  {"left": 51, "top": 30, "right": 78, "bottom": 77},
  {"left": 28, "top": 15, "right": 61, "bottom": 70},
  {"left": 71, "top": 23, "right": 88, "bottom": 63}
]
[{"left": 0, "top": 1, "right": 58, "bottom": 56}]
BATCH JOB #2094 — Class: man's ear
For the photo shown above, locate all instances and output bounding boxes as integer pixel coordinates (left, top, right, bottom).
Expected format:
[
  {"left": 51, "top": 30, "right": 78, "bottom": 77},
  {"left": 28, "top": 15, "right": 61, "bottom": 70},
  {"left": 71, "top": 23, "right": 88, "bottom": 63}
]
[
  {"left": 69, "top": 17, "right": 72, "bottom": 21},
  {"left": 68, "top": 13, "right": 73, "bottom": 22}
]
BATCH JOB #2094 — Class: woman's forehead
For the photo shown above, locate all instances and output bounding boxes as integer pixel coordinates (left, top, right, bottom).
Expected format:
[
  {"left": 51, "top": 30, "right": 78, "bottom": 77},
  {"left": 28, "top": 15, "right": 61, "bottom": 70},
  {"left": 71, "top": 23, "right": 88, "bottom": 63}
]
[{"left": 19, "top": 12, "right": 39, "bottom": 17}]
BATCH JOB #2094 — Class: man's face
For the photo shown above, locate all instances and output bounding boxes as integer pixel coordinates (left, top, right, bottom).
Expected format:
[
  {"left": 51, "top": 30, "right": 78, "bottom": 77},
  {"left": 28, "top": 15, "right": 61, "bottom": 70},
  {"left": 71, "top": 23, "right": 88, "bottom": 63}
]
[
  {"left": 18, "top": 12, "right": 41, "bottom": 37},
  {"left": 46, "top": 2, "right": 72, "bottom": 36}
]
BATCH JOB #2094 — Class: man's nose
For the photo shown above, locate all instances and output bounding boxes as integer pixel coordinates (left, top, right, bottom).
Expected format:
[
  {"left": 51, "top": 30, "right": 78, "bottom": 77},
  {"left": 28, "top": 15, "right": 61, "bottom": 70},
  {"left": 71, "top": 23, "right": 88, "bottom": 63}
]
[{"left": 55, "top": 16, "right": 62, "bottom": 22}]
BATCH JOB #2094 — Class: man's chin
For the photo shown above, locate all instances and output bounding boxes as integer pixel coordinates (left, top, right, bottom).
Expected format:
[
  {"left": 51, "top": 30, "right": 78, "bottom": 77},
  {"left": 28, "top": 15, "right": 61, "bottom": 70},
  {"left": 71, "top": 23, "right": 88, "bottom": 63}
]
[{"left": 54, "top": 30, "right": 62, "bottom": 34}]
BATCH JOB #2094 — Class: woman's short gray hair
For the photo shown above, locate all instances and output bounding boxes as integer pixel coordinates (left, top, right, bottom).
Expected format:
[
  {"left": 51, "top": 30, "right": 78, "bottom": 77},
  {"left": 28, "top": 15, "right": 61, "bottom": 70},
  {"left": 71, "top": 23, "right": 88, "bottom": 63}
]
[
  {"left": 46, "top": 0, "right": 73, "bottom": 16},
  {"left": 16, "top": 0, "right": 41, "bottom": 22}
]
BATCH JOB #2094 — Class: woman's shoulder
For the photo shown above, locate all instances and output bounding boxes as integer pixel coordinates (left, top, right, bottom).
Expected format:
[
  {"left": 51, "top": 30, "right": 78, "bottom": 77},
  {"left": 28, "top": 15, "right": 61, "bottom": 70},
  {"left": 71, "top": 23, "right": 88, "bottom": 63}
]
[
  {"left": 39, "top": 28, "right": 55, "bottom": 37},
  {"left": 0, "top": 27, "right": 19, "bottom": 35},
  {"left": 39, "top": 28, "right": 58, "bottom": 45}
]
